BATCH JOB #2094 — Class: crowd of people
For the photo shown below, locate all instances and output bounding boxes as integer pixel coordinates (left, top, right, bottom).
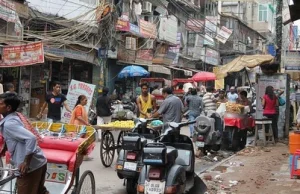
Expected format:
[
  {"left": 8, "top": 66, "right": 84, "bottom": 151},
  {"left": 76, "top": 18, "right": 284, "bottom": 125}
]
[{"left": 0, "top": 80, "right": 291, "bottom": 194}]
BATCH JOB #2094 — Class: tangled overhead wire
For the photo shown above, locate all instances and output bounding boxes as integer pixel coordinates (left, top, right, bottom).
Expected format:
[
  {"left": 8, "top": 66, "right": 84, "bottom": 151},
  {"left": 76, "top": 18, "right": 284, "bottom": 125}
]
[{"left": 24, "top": 2, "right": 120, "bottom": 53}]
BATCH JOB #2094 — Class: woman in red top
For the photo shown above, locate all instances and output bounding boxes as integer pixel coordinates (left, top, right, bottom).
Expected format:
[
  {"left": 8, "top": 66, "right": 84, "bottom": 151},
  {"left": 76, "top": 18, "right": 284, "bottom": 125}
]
[{"left": 262, "top": 86, "right": 279, "bottom": 141}]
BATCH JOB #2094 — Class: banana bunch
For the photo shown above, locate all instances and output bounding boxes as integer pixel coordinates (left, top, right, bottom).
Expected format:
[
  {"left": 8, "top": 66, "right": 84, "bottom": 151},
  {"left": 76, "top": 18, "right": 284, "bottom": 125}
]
[{"left": 103, "top": 120, "right": 134, "bottom": 129}]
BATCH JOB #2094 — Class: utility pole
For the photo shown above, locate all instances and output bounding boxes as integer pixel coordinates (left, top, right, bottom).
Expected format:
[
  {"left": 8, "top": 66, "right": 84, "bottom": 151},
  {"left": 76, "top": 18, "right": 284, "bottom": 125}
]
[{"left": 276, "top": 0, "right": 283, "bottom": 66}]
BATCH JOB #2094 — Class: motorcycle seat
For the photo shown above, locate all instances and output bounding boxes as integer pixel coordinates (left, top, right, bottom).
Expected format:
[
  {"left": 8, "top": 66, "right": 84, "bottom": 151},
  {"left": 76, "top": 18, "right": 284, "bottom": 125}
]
[{"left": 166, "top": 146, "right": 178, "bottom": 163}]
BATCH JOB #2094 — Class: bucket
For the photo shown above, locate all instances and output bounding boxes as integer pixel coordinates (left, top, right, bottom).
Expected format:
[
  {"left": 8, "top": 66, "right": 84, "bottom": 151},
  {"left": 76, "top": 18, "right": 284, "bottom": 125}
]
[{"left": 289, "top": 131, "right": 300, "bottom": 154}]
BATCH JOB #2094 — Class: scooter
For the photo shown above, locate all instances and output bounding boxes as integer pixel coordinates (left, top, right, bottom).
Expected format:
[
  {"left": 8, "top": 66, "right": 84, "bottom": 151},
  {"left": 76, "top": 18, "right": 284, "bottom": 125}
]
[
  {"left": 116, "top": 118, "right": 161, "bottom": 194},
  {"left": 194, "top": 111, "right": 223, "bottom": 154},
  {"left": 137, "top": 120, "right": 196, "bottom": 194}
]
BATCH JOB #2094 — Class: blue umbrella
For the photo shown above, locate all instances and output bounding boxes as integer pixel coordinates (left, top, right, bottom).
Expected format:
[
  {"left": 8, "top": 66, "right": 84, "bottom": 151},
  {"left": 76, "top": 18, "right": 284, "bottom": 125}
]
[{"left": 118, "top": 65, "right": 149, "bottom": 79}]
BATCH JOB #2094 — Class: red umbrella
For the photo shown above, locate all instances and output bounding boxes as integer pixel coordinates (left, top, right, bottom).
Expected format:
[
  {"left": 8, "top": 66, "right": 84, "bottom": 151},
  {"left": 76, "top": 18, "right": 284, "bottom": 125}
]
[{"left": 192, "top": 71, "right": 216, "bottom": 81}]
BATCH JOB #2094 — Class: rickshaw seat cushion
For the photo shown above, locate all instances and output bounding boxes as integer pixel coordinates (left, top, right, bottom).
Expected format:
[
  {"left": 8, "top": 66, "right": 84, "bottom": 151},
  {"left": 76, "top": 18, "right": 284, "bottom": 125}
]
[
  {"left": 42, "top": 148, "right": 75, "bottom": 165},
  {"left": 39, "top": 137, "right": 84, "bottom": 152}
]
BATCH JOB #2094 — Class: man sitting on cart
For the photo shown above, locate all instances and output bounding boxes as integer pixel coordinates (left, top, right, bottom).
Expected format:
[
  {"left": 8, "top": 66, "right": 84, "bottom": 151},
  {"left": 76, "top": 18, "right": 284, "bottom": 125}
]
[
  {"left": 0, "top": 93, "right": 48, "bottom": 194},
  {"left": 137, "top": 83, "right": 157, "bottom": 118}
]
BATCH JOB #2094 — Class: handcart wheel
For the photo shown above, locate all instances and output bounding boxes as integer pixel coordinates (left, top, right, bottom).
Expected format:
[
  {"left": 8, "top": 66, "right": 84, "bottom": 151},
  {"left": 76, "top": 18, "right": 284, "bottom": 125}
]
[
  {"left": 100, "top": 131, "right": 115, "bottom": 167},
  {"left": 117, "top": 131, "right": 125, "bottom": 154},
  {"left": 75, "top": 170, "right": 96, "bottom": 194}
]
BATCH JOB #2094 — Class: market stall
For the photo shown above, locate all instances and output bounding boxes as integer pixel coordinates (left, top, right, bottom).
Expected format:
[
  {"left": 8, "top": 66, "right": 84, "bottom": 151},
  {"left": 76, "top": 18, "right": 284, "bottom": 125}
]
[{"left": 117, "top": 65, "right": 149, "bottom": 97}]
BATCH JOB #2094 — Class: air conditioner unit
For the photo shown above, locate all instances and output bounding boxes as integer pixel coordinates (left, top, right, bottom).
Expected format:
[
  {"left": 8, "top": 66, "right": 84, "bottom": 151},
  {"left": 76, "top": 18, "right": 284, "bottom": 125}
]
[
  {"left": 125, "top": 37, "right": 132, "bottom": 50},
  {"left": 142, "top": 1, "right": 152, "bottom": 13},
  {"left": 125, "top": 37, "right": 137, "bottom": 50},
  {"left": 142, "top": 40, "right": 154, "bottom": 49}
]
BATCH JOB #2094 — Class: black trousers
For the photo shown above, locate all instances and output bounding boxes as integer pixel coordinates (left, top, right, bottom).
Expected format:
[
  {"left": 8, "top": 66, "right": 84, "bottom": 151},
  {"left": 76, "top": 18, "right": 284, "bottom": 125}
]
[{"left": 263, "top": 114, "right": 278, "bottom": 140}]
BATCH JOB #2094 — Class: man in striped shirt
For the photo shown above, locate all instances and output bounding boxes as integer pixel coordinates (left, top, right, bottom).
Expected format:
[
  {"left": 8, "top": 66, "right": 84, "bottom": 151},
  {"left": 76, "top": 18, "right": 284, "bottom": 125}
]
[{"left": 202, "top": 87, "right": 217, "bottom": 112}]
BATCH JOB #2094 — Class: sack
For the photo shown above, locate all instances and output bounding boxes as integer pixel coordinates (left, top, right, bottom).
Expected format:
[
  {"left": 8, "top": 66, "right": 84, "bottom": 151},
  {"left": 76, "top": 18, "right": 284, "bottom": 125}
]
[{"left": 278, "top": 97, "right": 286, "bottom": 106}]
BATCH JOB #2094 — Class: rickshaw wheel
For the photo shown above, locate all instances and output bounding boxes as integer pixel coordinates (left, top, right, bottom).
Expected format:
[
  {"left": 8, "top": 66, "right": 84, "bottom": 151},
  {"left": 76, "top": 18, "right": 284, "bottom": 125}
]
[
  {"left": 100, "top": 131, "right": 115, "bottom": 167},
  {"left": 117, "top": 131, "right": 125, "bottom": 154},
  {"left": 75, "top": 170, "right": 95, "bottom": 194}
]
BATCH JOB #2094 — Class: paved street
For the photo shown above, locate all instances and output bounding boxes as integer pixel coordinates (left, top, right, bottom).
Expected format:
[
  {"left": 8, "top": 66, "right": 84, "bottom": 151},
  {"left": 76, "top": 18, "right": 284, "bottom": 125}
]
[{"left": 80, "top": 126, "right": 227, "bottom": 194}]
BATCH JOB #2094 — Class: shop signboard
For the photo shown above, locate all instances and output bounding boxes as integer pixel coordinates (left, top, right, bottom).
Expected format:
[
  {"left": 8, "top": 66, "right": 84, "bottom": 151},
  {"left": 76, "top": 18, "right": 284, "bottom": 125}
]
[
  {"left": 0, "top": 0, "right": 18, "bottom": 22},
  {"left": 44, "top": 47, "right": 98, "bottom": 66},
  {"left": 215, "top": 26, "right": 232, "bottom": 44},
  {"left": 61, "top": 79, "right": 96, "bottom": 123},
  {"left": 205, "top": 48, "right": 219, "bottom": 66},
  {"left": 186, "top": 19, "right": 204, "bottom": 32},
  {"left": 117, "top": 47, "right": 136, "bottom": 63},
  {"left": 205, "top": 16, "right": 217, "bottom": 34},
  {"left": 139, "top": 19, "right": 157, "bottom": 39},
  {"left": 0, "top": 41, "right": 44, "bottom": 67},
  {"left": 158, "top": 15, "right": 177, "bottom": 45},
  {"left": 284, "top": 51, "right": 300, "bottom": 71},
  {"left": 116, "top": 18, "right": 130, "bottom": 31},
  {"left": 135, "top": 50, "right": 153, "bottom": 65},
  {"left": 169, "top": 33, "right": 182, "bottom": 65},
  {"left": 129, "top": 23, "right": 140, "bottom": 36}
]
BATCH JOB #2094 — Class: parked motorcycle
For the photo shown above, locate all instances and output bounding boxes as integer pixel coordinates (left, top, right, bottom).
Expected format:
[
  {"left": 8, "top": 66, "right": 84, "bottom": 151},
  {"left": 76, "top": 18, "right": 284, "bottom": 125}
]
[
  {"left": 194, "top": 111, "right": 223, "bottom": 155},
  {"left": 137, "top": 120, "right": 197, "bottom": 194},
  {"left": 116, "top": 118, "right": 161, "bottom": 194}
]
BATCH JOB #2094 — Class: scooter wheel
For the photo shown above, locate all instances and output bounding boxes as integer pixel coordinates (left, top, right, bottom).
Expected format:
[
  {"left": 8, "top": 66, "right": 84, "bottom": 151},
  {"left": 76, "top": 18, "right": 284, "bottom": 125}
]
[{"left": 126, "top": 179, "right": 137, "bottom": 194}]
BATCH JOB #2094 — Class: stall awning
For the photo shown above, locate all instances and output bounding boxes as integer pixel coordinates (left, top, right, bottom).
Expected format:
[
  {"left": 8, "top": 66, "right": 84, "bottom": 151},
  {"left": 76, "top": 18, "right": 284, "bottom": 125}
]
[
  {"left": 215, "top": 55, "right": 274, "bottom": 79},
  {"left": 117, "top": 61, "right": 171, "bottom": 75},
  {"left": 184, "top": 67, "right": 200, "bottom": 73},
  {"left": 148, "top": 65, "right": 171, "bottom": 75},
  {"left": 167, "top": 66, "right": 193, "bottom": 76}
]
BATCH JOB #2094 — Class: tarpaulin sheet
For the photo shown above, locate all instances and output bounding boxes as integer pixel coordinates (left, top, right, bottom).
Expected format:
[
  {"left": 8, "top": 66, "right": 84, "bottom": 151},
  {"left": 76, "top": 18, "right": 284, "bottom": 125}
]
[
  {"left": 215, "top": 55, "right": 274, "bottom": 79},
  {"left": 224, "top": 117, "right": 255, "bottom": 130}
]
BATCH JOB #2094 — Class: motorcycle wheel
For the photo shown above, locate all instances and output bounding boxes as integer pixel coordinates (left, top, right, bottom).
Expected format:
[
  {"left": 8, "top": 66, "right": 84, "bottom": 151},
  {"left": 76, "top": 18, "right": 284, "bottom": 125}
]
[{"left": 126, "top": 179, "right": 137, "bottom": 194}]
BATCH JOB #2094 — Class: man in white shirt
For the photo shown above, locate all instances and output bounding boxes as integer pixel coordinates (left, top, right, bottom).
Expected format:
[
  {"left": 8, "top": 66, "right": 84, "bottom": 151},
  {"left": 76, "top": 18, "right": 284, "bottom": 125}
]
[{"left": 227, "top": 86, "right": 239, "bottom": 103}]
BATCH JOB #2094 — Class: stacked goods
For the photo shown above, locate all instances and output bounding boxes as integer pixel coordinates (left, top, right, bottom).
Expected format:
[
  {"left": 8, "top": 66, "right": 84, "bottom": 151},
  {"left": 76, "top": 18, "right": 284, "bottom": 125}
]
[
  {"left": 225, "top": 102, "right": 245, "bottom": 114},
  {"left": 100, "top": 120, "right": 135, "bottom": 129}
]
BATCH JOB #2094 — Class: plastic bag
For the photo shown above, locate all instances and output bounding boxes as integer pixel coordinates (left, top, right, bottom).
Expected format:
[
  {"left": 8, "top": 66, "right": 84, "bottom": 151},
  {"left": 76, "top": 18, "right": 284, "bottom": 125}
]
[{"left": 216, "top": 103, "right": 226, "bottom": 118}]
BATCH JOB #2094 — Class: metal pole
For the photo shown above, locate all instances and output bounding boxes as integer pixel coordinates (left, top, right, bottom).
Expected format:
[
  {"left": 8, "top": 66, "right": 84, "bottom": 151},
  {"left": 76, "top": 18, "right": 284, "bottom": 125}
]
[{"left": 276, "top": 0, "right": 283, "bottom": 67}]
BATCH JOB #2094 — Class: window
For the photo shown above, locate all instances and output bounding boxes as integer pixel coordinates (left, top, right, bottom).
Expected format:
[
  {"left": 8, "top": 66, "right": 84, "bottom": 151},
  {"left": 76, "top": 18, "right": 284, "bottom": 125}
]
[{"left": 258, "top": 4, "right": 268, "bottom": 21}]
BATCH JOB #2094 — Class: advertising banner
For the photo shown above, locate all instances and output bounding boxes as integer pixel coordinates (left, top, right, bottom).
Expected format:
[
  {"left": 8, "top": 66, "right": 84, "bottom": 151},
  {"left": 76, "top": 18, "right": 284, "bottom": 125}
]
[
  {"left": 205, "top": 16, "right": 217, "bottom": 33},
  {"left": 158, "top": 15, "right": 178, "bottom": 45},
  {"left": 1, "top": 42, "right": 44, "bottom": 67},
  {"left": 215, "top": 26, "right": 233, "bottom": 44},
  {"left": 116, "top": 18, "right": 130, "bottom": 31},
  {"left": 61, "top": 80, "right": 96, "bottom": 123},
  {"left": 186, "top": 19, "right": 204, "bottom": 32},
  {"left": 0, "top": 0, "right": 17, "bottom": 22},
  {"left": 256, "top": 74, "right": 290, "bottom": 138},
  {"left": 135, "top": 50, "right": 153, "bottom": 65},
  {"left": 139, "top": 19, "right": 157, "bottom": 38},
  {"left": 284, "top": 51, "right": 300, "bottom": 71},
  {"left": 205, "top": 48, "right": 219, "bottom": 66}
]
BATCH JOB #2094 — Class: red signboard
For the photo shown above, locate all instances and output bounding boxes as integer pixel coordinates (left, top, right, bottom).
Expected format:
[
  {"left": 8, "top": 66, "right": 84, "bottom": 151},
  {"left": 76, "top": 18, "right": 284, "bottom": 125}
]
[
  {"left": 116, "top": 19, "right": 130, "bottom": 31},
  {"left": 139, "top": 19, "right": 157, "bottom": 38},
  {"left": 1, "top": 41, "right": 44, "bottom": 67}
]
